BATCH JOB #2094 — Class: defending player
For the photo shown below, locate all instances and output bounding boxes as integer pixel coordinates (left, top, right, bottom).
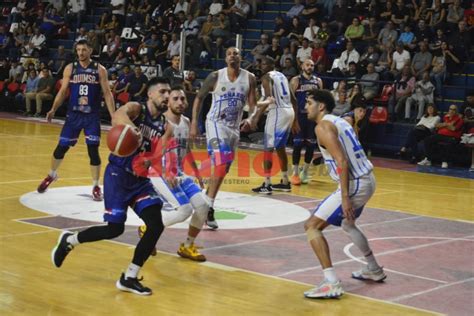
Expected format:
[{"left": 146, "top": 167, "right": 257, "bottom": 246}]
[
  {"left": 51, "top": 77, "right": 174, "bottom": 296},
  {"left": 251, "top": 57, "right": 296, "bottom": 194},
  {"left": 303, "top": 89, "right": 385, "bottom": 299},
  {"left": 190, "top": 47, "right": 258, "bottom": 229},
  {"left": 37, "top": 39, "right": 115, "bottom": 201},
  {"left": 140, "top": 86, "right": 210, "bottom": 261},
  {"left": 289, "top": 59, "right": 322, "bottom": 185}
]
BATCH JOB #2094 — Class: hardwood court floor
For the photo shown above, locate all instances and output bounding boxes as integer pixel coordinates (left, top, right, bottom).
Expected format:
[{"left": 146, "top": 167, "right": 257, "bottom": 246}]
[{"left": 0, "top": 116, "right": 472, "bottom": 315}]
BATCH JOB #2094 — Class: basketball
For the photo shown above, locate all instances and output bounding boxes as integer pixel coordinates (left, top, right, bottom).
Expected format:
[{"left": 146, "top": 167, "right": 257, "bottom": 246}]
[{"left": 107, "top": 124, "right": 141, "bottom": 157}]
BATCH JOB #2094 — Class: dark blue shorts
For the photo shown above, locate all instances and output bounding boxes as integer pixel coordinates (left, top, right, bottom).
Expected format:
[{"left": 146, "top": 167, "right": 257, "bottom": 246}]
[
  {"left": 103, "top": 164, "right": 163, "bottom": 224},
  {"left": 59, "top": 111, "right": 101, "bottom": 147},
  {"left": 293, "top": 113, "right": 316, "bottom": 146}
]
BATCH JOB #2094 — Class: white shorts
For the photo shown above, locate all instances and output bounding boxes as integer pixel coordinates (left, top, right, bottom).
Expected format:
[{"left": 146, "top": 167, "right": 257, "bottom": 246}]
[
  {"left": 206, "top": 120, "right": 240, "bottom": 166},
  {"left": 151, "top": 176, "right": 202, "bottom": 207},
  {"left": 264, "top": 107, "right": 294, "bottom": 149},
  {"left": 312, "top": 173, "right": 376, "bottom": 226}
]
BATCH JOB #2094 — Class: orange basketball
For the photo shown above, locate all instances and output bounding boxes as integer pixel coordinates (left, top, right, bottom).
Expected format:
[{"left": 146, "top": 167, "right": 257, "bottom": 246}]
[{"left": 107, "top": 124, "right": 141, "bottom": 157}]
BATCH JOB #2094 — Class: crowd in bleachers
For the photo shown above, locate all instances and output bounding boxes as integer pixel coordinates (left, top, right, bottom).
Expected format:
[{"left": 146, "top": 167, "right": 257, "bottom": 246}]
[{"left": 0, "top": 0, "right": 473, "bottom": 169}]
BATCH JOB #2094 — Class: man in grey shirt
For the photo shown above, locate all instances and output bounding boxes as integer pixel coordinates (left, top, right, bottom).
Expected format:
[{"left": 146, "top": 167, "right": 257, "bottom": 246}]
[
  {"left": 411, "top": 42, "right": 432, "bottom": 79},
  {"left": 25, "top": 67, "right": 55, "bottom": 117},
  {"left": 377, "top": 21, "right": 398, "bottom": 48},
  {"left": 360, "top": 63, "right": 380, "bottom": 100}
]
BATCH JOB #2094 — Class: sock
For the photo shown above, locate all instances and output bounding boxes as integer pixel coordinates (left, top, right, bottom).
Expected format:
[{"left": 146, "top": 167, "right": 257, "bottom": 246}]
[
  {"left": 49, "top": 170, "right": 57, "bottom": 178},
  {"left": 292, "top": 165, "right": 299, "bottom": 176},
  {"left": 92, "top": 180, "right": 99, "bottom": 187},
  {"left": 323, "top": 267, "right": 338, "bottom": 283},
  {"left": 281, "top": 171, "right": 289, "bottom": 185},
  {"left": 302, "top": 163, "right": 310, "bottom": 175},
  {"left": 184, "top": 236, "right": 196, "bottom": 247},
  {"left": 364, "top": 251, "right": 380, "bottom": 271},
  {"left": 66, "top": 233, "right": 80, "bottom": 246},
  {"left": 125, "top": 263, "right": 141, "bottom": 279},
  {"left": 206, "top": 196, "right": 215, "bottom": 208},
  {"left": 264, "top": 176, "right": 271, "bottom": 186}
]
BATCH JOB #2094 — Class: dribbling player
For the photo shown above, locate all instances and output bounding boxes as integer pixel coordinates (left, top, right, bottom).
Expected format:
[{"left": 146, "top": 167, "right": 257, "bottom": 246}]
[
  {"left": 303, "top": 89, "right": 386, "bottom": 299},
  {"left": 37, "top": 39, "right": 115, "bottom": 201},
  {"left": 190, "top": 47, "right": 258, "bottom": 229},
  {"left": 51, "top": 77, "right": 174, "bottom": 296}
]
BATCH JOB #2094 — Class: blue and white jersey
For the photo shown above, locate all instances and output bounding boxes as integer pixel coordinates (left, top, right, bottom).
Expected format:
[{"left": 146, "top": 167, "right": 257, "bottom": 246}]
[
  {"left": 166, "top": 115, "right": 190, "bottom": 176},
  {"left": 264, "top": 70, "right": 292, "bottom": 110},
  {"left": 207, "top": 68, "right": 250, "bottom": 129},
  {"left": 69, "top": 61, "right": 102, "bottom": 115},
  {"left": 295, "top": 74, "right": 320, "bottom": 114},
  {"left": 319, "top": 114, "right": 373, "bottom": 181}
]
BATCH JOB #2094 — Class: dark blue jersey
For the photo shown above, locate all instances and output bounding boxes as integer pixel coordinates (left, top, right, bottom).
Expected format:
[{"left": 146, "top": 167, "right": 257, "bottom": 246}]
[
  {"left": 69, "top": 61, "right": 102, "bottom": 114},
  {"left": 295, "top": 74, "right": 320, "bottom": 114},
  {"left": 109, "top": 104, "right": 167, "bottom": 174}
]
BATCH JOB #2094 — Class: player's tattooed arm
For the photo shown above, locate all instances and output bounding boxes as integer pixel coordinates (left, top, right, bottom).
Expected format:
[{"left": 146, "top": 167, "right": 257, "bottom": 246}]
[
  {"left": 46, "top": 64, "right": 73, "bottom": 122},
  {"left": 98, "top": 64, "right": 116, "bottom": 117},
  {"left": 190, "top": 71, "right": 218, "bottom": 139}
]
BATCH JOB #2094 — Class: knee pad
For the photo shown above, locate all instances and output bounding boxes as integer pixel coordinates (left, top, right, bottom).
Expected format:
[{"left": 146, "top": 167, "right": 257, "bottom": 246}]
[
  {"left": 87, "top": 144, "right": 101, "bottom": 166},
  {"left": 53, "top": 145, "right": 70, "bottom": 160},
  {"left": 189, "top": 193, "right": 210, "bottom": 229},
  {"left": 176, "top": 204, "right": 193, "bottom": 222},
  {"left": 107, "top": 222, "right": 125, "bottom": 239},
  {"left": 305, "top": 228, "right": 323, "bottom": 242},
  {"left": 341, "top": 219, "right": 356, "bottom": 233}
]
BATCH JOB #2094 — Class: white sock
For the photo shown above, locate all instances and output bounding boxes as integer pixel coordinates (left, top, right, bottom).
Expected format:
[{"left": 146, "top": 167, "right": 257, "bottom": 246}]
[
  {"left": 303, "top": 163, "right": 310, "bottom": 174},
  {"left": 292, "top": 165, "right": 299, "bottom": 176},
  {"left": 66, "top": 233, "right": 80, "bottom": 246},
  {"left": 125, "top": 263, "right": 141, "bottom": 279},
  {"left": 323, "top": 267, "right": 338, "bottom": 283},
  {"left": 206, "top": 196, "right": 215, "bottom": 208},
  {"left": 365, "top": 251, "right": 380, "bottom": 271},
  {"left": 184, "top": 236, "right": 196, "bottom": 247},
  {"left": 92, "top": 180, "right": 99, "bottom": 187},
  {"left": 281, "top": 171, "right": 289, "bottom": 184},
  {"left": 49, "top": 170, "right": 57, "bottom": 178},
  {"left": 264, "top": 176, "right": 271, "bottom": 186}
]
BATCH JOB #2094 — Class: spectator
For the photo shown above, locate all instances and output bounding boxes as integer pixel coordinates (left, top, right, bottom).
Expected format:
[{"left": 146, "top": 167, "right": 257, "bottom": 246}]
[
  {"left": 377, "top": 21, "right": 398, "bottom": 49},
  {"left": 414, "top": 0, "right": 431, "bottom": 23},
  {"left": 344, "top": 17, "right": 365, "bottom": 42},
  {"left": 183, "top": 70, "right": 200, "bottom": 93},
  {"left": 199, "top": 14, "right": 215, "bottom": 53},
  {"left": 342, "top": 96, "right": 368, "bottom": 137},
  {"left": 390, "top": 42, "right": 411, "bottom": 78},
  {"left": 448, "top": 20, "right": 471, "bottom": 67},
  {"left": 266, "top": 37, "right": 283, "bottom": 67},
  {"left": 20, "top": 62, "right": 36, "bottom": 83},
  {"left": 8, "top": 59, "right": 23, "bottom": 83},
  {"left": 348, "top": 83, "right": 362, "bottom": 104},
  {"left": 281, "top": 57, "right": 297, "bottom": 79},
  {"left": 465, "top": 2, "right": 474, "bottom": 28},
  {"left": 28, "top": 28, "right": 47, "bottom": 58},
  {"left": 113, "top": 65, "right": 132, "bottom": 95},
  {"left": 311, "top": 39, "right": 326, "bottom": 67},
  {"left": 75, "top": 27, "right": 88, "bottom": 43},
  {"left": 398, "top": 24, "right": 417, "bottom": 50},
  {"left": 414, "top": 19, "right": 432, "bottom": 44},
  {"left": 359, "top": 44, "right": 380, "bottom": 69},
  {"left": 418, "top": 105, "right": 464, "bottom": 169},
  {"left": 391, "top": 0, "right": 409, "bottom": 30},
  {"left": 251, "top": 34, "right": 270, "bottom": 62},
  {"left": 303, "top": 18, "right": 320, "bottom": 42},
  {"left": 286, "top": 0, "right": 304, "bottom": 20},
  {"left": 183, "top": 13, "right": 200, "bottom": 40},
  {"left": 430, "top": 41, "right": 459, "bottom": 96},
  {"left": 110, "top": 0, "right": 125, "bottom": 26},
  {"left": 211, "top": 12, "right": 232, "bottom": 40},
  {"left": 209, "top": 0, "right": 223, "bottom": 16},
  {"left": 411, "top": 42, "right": 432, "bottom": 79},
  {"left": 40, "top": 7, "right": 64, "bottom": 37},
  {"left": 228, "top": 0, "right": 251, "bottom": 33},
  {"left": 0, "top": 59, "right": 9, "bottom": 81},
  {"left": 301, "top": 0, "right": 319, "bottom": 21},
  {"left": 296, "top": 38, "right": 312, "bottom": 69},
  {"left": 378, "top": 0, "right": 394, "bottom": 26},
  {"left": 24, "top": 67, "right": 55, "bottom": 117},
  {"left": 65, "top": 0, "right": 86, "bottom": 32},
  {"left": 334, "top": 41, "right": 360, "bottom": 75},
  {"left": 429, "top": 0, "right": 446, "bottom": 31},
  {"left": 287, "top": 16, "right": 305, "bottom": 52},
  {"left": 167, "top": 33, "right": 181, "bottom": 59},
  {"left": 360, "top": 63, "right": 380, "bottom": 100},
  {"left": 174, "top": 0, "right": 189, "bottom": 15},
  {"left": 446, "top": 0, "right": 464, "bottom": 31},
  {"left": 329, "top": 2, "right": 347, "bottom": 37},
  {"left": 104, "top": 14, "right": 120, "bottom": 32},
  {"left": 163, "top": 55, "right": 184, "bottom": 86},
  {"left": 16, "top": 68, "right": 39, "bottom": 112},
  {"left": 108, "top": 50, "right": 129, "bottom": 75},
  {"left": 104, "top": 34, "right": 121, "bottom": 62},
  {"left": 345, "top": 62, "right": 360, "bottom": 89},
  {"left": 332, "top": 80, "right": 347, "bottom": 102},
  {"left": 273, "top": 16, "right": 289, "bottom": 47},
  {"left": 428, "top": 28, "right": 446, "bottom": 55},
  {"left": 87, "top": 30, "right": 101, "bottom": 56},
  {"left": 128, "top": 66, "right": 148, "bottom": 101},
  {"left": 139, "top": 33, "right": 160, "bottom": 60},
  {"left": 389, "top": 65, "right": 416, "bottom": 121},
  {"left": 140, "top": 56, "right": 160, "bottom": 80},
  {"left": 400, "top": 104, "right": 441, "bottom": 163},
  {"left": 375, "top": 43, "right": 393, "bottom": 75},
  {"left": 48, "top": 45, "right": 70, "bottom": 76},
  {"left": 363, "top": 16, "right": 380, "bottom": 45},
  {"left": 332, "top": 90, "right": 351, "bottom": 116},
  {"left": 280, "top": 46, "right": 293, "bottom": 69},
  {"left": 404, "top": 71, "right": 435, "bottom": 122}
]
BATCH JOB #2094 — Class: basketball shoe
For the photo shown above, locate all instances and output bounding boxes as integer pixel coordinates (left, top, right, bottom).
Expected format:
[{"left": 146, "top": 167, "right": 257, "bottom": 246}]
[
  {"left": 116, "top": 273, "right": 152, "bottom": 296},
  {"left": 290, "top": 174, "right": 301, "bottom": 185},
  {"left": 137, "top": 225, "right": 157, "bottom": 256},
  {"left": 352, "top": 266, "right": 387, "bottom": 282},
  {"left": 92, "top": 185, "right": 103, "bottom": 201},
  {"left": 206, "top": 207, "right": 218, "bottom": 230},
  {"left": 304, "top": 279, "right": 344, "bottom": 298},
  {"left": 51, "top": 231, "right": 74, "bottom": 268},
  {"left": 252, "top": 182, "right": 273, "bottom": 195},
  {"left": 272, "top": 180, "right": 291, "bottom": 192},
  {"left": 37, "top": 174, "right": 58, "bottom": 193},
  {"left": 177, "top": 243, "right": 206, "bottom": 262},
  {"left": 299, "top": 170, "right": 309, "bottom": 184}
]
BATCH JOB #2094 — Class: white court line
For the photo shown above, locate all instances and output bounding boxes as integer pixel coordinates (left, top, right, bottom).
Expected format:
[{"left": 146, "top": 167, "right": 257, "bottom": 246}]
[
  {"left": 0, "top": 177, "right": 92, "bottom": 185},
  {"left": 205, "top": 215, "right": 422, "bottom": 252},
  {"left": 390, "top": 277, "right": 474, "bottom": 302}
]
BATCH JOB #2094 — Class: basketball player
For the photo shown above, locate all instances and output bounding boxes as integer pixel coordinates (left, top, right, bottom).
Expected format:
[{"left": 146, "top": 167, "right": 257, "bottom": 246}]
[
  {"left": 303, "top": 89, "right": 385, "bottom": 299},
  {"left": 289, "top": 59, "right": 322, "bottom": 185},
  {"left": 140, "top": 86, "right": 211, "bottom": 261},
  {"left": 51, "top": 77, "right": 174, "bottom": 296},
  {"left": 252, "top": 57, "right": 296, "bottom": 194},
  {"left": 190, "top": 47, "right": 258, "bottom": 229},
  {"left": 37, "top": 39, "right": 115, "bottom": 201}
]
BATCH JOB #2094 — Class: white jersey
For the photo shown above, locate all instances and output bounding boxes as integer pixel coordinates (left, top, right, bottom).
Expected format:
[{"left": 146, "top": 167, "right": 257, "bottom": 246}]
[
  {"left": 262, "top": 70, "right": 292, "bottom": 110},
  {"left": 166, "top": 116, "right": 190, "bottom": 175},
  {"left": 207, "top": 68, "right": 251, "bottom": 129},
  {"left": 319, "top": 114, "right": 373, "bottom": 181}
]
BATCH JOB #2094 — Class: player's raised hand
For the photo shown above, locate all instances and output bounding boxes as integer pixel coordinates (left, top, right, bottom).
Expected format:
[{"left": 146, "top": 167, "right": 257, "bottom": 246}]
[{"left": 46, "top": 110, "right": 55, "bottom": 123}]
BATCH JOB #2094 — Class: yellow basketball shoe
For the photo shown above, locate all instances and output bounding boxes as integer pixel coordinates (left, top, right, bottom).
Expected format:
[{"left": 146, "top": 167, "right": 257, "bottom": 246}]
[
  {"left": 177, "top": 243, "right": 207, "bottom": 262},
  {"left": 138, "top": 225, "right": 157, "bottom": 256}
]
